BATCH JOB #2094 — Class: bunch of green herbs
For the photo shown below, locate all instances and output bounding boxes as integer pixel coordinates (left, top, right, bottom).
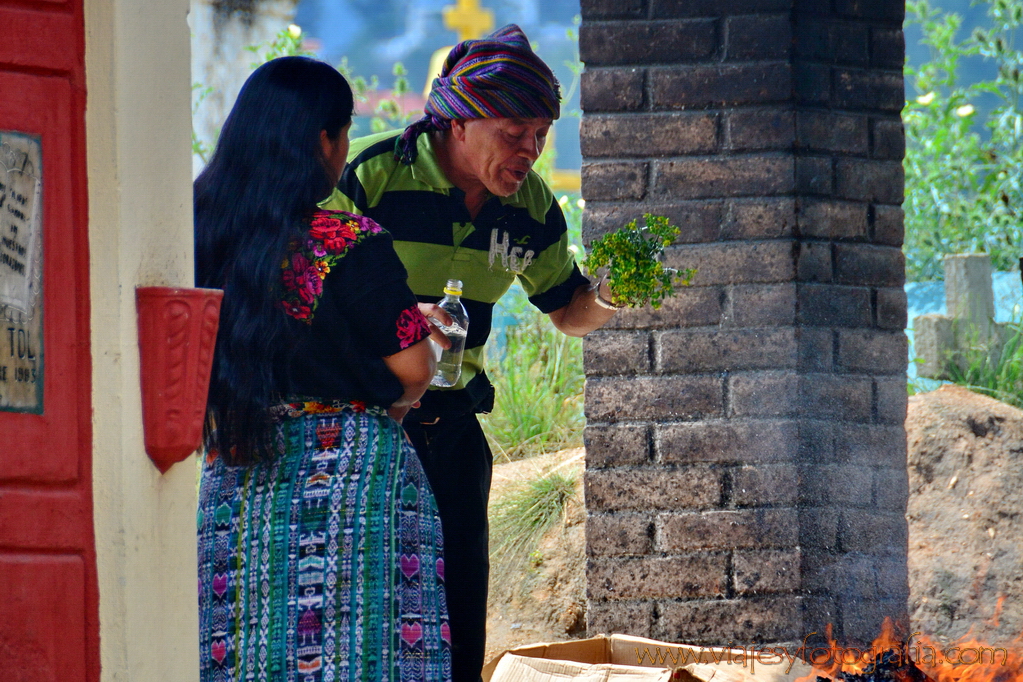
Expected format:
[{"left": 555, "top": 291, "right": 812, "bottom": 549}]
[{"left": 581, "top": 214, "right": 693, "bottom": 309}]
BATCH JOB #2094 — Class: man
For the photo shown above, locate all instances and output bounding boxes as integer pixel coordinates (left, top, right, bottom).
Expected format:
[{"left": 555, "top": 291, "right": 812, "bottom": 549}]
[{"left": 321, "top": 24, "right": 619, "bottom": 682}]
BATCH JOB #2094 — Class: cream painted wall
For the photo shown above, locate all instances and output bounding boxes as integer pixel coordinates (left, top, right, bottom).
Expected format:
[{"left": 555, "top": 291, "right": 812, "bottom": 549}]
[
  {"left": 86, "top": 0, "right": 199, "bottom": 679},
  {"left": 189, "top": 0, "right": 299, "bottom": 177}
]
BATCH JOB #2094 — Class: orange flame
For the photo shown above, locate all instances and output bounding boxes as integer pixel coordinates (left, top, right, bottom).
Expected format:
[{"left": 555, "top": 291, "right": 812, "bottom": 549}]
[
  {"left": 910, "top": 630, "right": 1022, "bottom": 682},
  {"left": 800, "top": 614, "right": 1023, "bottom": 682},
  {"left": 802, "top": 619, "right": 904, "bottom": 680}
]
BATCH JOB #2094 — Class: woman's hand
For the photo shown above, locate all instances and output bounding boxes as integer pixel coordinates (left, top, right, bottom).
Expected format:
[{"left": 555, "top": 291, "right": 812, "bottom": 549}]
[
  {"left": 418, "top": 302, "right": 453, "bottom": 349},
  {"left": 384, "top": 303, "right": 456, "bottom": 423},
  {"left": 387, "top": 400, "right": 419, "bottom": 424},
  {"left": 383, "top": 337, "right": 436, "bottom": 423}
]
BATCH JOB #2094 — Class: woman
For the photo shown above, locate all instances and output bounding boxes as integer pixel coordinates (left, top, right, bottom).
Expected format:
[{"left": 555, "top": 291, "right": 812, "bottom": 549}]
[{"left": 194, "top": 57, "right": 451, "bottom": 682}]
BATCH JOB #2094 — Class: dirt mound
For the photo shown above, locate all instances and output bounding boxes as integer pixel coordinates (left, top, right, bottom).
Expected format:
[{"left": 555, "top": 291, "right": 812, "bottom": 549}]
[
  {"left": 482, "top": 386, "right": 1023, "bottom": 658},
  {"left": 907, "top": 384, "right": 1023, "bottom": 644},
  {"left": 486, "top": 448, "right": 587, "bottom": 661}
]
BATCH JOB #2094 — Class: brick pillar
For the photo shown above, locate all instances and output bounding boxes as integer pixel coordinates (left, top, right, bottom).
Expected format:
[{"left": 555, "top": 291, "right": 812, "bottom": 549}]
[{"left": 579, "top": 0, "right": 908, "bottom": 647}]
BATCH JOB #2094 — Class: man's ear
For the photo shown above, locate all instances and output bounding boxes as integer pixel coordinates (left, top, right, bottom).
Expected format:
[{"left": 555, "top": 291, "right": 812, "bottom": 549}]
[{"left": 449, "top": 119, "right": 468, "bottom": 142}]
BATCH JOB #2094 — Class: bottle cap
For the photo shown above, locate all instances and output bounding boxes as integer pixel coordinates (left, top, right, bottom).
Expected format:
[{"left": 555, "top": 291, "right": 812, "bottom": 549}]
[{"left": 443, "top": 279, "right": 463, "bottom": 296}]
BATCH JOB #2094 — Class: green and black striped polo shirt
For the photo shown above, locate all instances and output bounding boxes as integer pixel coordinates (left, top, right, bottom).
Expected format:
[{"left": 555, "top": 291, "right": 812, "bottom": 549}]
[{"left": 320, "top": 129, "right": 588, "bottom": 397}]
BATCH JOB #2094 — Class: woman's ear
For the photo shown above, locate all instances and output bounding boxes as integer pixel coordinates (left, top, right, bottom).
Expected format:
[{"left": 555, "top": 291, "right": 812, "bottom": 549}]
[{"left": 319, "top": 129, "right": 332, "bottom": 159}]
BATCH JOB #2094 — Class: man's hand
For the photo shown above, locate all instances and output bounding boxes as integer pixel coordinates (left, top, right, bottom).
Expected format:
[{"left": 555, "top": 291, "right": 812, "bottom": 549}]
[
  {"left": 547, "top": 281, "right": 619, "bottom": 337},
  {"left": 418, "top": 302, "right": 454, "bottom": 349}
]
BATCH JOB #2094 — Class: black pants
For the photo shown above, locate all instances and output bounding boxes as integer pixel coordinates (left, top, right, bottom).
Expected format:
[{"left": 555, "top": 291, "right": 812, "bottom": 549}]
[{"left": 404, "top": 412, "right": 492, "bottom": 682}]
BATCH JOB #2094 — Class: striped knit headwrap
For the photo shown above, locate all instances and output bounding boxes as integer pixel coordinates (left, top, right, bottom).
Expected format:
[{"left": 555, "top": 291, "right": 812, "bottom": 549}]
[{"left": 394, "top": 24, "right": 561, "bottom": 165}]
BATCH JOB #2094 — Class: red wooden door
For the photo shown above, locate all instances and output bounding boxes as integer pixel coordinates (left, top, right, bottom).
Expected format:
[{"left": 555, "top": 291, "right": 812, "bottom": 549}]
[{"left": 0, "top": 1, "right": 97, "bottom": 681}]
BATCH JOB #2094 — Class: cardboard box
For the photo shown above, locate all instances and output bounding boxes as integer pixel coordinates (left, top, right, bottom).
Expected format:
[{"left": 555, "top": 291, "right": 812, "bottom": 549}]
[{"left": 483, "top": 635, "right": 818, "bottom": 682}]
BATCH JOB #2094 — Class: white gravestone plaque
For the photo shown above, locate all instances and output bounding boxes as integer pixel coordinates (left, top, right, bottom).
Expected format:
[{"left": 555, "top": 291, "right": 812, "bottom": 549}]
[{"left": 0, "top": 131, "right": 43, "bottom": 412}]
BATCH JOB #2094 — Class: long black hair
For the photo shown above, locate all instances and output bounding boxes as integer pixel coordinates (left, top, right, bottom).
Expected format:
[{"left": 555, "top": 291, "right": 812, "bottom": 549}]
[{"left": 195, "top": 56, "right": 354, "bottom": 464}]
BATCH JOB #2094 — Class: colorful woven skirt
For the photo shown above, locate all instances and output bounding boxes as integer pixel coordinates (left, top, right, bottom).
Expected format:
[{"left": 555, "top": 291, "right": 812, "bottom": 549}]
[{"left": 197, "top": 401, "right": 452, "bottom": 682}]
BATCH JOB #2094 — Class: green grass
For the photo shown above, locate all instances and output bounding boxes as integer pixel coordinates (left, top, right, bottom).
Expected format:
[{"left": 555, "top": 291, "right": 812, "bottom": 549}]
[
  {"left": 480, "top": 296, "right": 585, "bottom": 462},
  {"left": 944, "top": 322, "right": 1023, "bottom": 408},
  {"left": 479, "top": 194, "right": 586, "bottom": 462},
  {"left": 488, "top": 470, "right": 578, "bottom": 598}
]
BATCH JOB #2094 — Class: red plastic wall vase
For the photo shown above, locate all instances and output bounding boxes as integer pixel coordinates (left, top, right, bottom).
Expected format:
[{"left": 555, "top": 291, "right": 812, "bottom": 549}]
[{"left": 136, "top": 286, "right": 223, "bottom": 473}]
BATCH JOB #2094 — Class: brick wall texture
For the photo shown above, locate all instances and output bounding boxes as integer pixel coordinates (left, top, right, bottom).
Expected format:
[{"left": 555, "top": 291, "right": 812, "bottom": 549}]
[{"left": 580, "top": 0, "right": 909, "bottom": 648}]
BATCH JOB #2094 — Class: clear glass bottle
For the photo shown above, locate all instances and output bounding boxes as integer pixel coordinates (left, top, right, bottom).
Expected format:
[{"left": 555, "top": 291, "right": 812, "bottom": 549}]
[{"left": 430, "top": 279, "right": 469, "bottom": 388}]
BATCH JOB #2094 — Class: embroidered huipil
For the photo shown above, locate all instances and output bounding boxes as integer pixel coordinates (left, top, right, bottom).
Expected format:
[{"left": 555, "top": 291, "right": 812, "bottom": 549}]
[
  {"left": 197, "top": 209, "right": 450, "bottom": 682},
  {"left": 281, "top": 209, "right": 432, "bottom": 407}
]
